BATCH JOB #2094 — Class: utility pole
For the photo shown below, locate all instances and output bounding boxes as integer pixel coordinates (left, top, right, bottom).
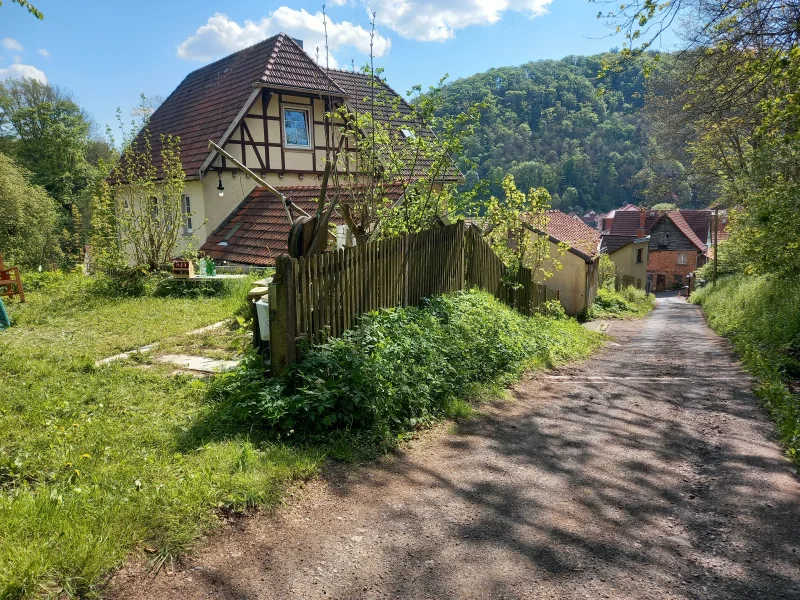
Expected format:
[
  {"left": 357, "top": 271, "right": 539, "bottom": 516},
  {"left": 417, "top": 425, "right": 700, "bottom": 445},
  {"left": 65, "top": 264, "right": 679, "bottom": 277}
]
[{"left": 713, "top": 206, "right": 719, "bottom": 287}]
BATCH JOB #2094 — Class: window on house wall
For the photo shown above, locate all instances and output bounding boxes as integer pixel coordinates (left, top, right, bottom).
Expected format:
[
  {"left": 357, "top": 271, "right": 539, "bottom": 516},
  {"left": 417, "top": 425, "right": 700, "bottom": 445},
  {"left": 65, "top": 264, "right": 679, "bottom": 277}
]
[
  {"left": 182, "top": 195, "right": 193, "bottom": 234},
  {"left": 637, "top": 248, "right": 643, "bottom": 263},
  {"left": 674, "top": 274, "right": 683, "bottom": 285},
  {"left": 677, "top": 252, "right": 688, "bottom": 265},
  {"left": 282, "top": 106, "right": 311, "bottom": 148}
]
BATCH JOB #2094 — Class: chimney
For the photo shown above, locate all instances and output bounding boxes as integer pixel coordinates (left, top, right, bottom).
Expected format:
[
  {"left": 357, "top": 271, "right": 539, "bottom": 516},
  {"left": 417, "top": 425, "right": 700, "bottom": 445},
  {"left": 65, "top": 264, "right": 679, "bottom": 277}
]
[
  {"left": 292, "top": 38, "right": 304, "bottom": 49},
  {"left": 636, "top": 208, "right": 646, "bottom": 238}
]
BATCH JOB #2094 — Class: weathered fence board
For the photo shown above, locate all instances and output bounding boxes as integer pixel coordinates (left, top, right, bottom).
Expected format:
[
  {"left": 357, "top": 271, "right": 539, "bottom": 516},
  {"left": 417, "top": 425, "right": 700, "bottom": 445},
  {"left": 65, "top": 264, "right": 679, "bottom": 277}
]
[{"left": 269, "top": 221, "right": 562, "bottom": 375}]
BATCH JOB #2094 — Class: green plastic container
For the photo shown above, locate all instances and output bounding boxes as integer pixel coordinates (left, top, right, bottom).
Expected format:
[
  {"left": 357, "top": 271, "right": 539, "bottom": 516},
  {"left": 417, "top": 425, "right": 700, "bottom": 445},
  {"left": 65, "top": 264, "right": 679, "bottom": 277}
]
[{"left": 0, "top": 299, "right": 11, "bottom": 330}]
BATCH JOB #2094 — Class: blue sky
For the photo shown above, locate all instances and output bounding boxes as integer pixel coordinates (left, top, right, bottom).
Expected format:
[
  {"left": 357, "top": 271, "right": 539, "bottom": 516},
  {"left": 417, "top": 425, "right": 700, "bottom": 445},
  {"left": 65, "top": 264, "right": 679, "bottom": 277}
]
[{"left": 1, "top": 0, "right": 673, "bottom": 136}]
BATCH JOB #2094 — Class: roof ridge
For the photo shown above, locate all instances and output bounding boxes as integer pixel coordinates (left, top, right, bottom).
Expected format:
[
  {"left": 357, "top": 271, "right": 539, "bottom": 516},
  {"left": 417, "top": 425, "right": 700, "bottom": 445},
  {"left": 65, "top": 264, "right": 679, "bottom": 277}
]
[
  {"left": 263, "top": 34, "right": 346, "bottom": 95},
  {"left": 262, "top": 32, "right": 286, "bottom": 78},
  {"left": 181, "top": 33, "right": 282, "bottom": 80}
]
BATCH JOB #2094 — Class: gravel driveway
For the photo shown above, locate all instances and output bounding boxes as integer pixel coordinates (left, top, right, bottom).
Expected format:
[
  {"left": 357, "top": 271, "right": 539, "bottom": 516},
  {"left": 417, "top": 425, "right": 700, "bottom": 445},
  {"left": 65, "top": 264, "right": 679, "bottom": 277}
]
[{"left": 111, "top": 295, "right": 800, "bottom": 599}]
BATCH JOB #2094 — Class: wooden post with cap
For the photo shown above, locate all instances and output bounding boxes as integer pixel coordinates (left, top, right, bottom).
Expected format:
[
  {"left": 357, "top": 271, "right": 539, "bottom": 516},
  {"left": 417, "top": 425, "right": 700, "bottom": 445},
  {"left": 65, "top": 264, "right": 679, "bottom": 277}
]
[{"left": 269, "top": 255, "right": 297, "bottom": 377}]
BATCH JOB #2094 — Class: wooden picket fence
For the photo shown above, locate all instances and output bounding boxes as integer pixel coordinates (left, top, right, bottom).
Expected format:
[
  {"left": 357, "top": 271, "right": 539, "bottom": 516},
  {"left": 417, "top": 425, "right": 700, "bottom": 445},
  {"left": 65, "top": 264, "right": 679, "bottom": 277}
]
[
  {"left": 464, "top": 225, "right": 559, "bottom": 316},
  {"left": 268, "top": 221, "right": 560, "bottom": 375}
]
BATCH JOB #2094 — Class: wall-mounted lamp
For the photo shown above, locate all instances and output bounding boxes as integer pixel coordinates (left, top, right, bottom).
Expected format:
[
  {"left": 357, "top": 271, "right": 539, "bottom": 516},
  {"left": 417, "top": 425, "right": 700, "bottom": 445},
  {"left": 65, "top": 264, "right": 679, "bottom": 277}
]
[{"left": 217, "top": 169, "right": 224, "bottom": 197}]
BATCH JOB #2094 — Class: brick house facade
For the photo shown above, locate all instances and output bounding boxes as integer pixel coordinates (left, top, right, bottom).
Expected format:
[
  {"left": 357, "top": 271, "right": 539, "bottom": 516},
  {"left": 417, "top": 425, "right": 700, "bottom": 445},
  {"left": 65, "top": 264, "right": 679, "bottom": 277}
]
[{"left": 646, "top": 212, "right": 709, "bottom": 291}]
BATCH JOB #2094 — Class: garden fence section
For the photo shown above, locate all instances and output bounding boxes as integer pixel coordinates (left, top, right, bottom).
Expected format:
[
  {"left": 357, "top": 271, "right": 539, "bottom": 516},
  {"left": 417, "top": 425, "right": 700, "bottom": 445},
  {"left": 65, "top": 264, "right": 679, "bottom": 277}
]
[{"left": 269, "top": 221, "right": 560, "bottom": 375}]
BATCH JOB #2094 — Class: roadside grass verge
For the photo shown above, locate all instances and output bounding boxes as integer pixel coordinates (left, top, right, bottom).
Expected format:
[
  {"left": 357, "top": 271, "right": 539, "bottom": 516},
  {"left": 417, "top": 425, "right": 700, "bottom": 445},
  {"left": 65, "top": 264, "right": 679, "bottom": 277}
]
[
  {"left": 0, "top": 279, "right": 602, "bottom": 598},
  {"left": 586, "top": 286, "right": 656, "bottom": 320},
  {"left": 0, "top": 272, "right": 322, "bottom": 599},
  {"left": 690, "top": 275, "right": 800, "bottom": 465},
  {"left": 206, "top": 290, "right": 604, "bottom": 451}
]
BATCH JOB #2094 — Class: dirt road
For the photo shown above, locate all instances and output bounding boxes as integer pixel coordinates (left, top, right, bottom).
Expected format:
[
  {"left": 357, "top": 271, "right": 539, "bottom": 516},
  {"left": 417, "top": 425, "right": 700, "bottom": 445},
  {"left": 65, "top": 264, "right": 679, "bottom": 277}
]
[{"left": 112, "top": 295, "right": 800, "bottom": 599}]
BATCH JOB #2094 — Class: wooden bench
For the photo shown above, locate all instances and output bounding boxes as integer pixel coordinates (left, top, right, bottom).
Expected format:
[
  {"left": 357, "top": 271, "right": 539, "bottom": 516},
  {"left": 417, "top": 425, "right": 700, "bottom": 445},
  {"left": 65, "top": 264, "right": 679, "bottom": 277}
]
[{"left": 0, "top": 254, "right": 25, "bottom": 303}]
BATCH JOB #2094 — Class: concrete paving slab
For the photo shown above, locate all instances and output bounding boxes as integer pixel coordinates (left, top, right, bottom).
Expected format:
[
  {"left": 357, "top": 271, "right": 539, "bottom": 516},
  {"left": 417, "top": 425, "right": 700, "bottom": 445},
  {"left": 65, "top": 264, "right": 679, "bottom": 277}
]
[{"left": 154, "top": 354, "right": 240, "bottom": 373}]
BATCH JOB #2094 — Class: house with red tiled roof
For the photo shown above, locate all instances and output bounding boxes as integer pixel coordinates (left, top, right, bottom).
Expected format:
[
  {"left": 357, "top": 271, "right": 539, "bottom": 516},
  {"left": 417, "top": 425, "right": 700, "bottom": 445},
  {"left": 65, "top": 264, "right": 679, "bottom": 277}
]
[
  {"left": 123, "top": 33, "right": 457, "bottom": 266},
  {"left": 603, "top": 208, "right": 711, "bottom": 292},
  {"left": 601, "top": 203, "right": 639, "bottom": 233},
  {"left": 525, "top": 210, "right": 600, "bottom": 315}
]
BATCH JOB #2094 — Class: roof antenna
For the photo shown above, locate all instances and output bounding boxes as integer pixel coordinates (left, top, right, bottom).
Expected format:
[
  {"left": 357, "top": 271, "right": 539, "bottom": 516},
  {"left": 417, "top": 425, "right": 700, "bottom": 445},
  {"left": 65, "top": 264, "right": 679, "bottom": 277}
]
[{"left": 322, "top": 4, "right": 330, "bottom": 73}]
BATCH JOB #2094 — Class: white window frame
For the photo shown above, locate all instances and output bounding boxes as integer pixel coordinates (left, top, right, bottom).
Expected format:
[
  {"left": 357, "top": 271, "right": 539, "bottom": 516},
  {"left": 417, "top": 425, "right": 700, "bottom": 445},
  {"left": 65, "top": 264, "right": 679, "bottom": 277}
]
[
  {"left": 677, "top": 252, "right": 688, "bottom": 265},
  {"left": 182, "top": 194, "right": 193, "bottom": 234},
  {"left": 281, "top": 105, "right": 313, "bottom": 150}
]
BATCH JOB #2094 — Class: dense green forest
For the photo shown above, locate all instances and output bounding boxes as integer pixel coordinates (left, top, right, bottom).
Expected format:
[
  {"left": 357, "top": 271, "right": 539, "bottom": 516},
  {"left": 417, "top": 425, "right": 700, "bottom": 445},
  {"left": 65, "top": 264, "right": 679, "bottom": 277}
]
[{"left": 440, "top": 53, "right": 695, "bottom": 214}]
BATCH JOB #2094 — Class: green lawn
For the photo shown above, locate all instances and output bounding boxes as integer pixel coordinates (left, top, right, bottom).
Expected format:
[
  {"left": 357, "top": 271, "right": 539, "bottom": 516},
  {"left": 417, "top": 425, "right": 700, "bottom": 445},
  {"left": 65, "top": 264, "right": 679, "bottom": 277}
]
[{"left": 0, "top": 273, "right": 321, "bottom": 599}]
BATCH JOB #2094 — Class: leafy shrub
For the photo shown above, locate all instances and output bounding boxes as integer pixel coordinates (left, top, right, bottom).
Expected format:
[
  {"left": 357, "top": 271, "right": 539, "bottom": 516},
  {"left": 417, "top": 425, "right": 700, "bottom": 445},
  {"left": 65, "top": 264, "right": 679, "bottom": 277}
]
[
  {"left": 597, "top": 254, "right": 617, "bottom": 291},
  {"left": 586, "top": 286, "right": 655, "bottom": 319},
  {"left": 212, "top": 290, "right": 602, "bottom": 440},
  {"left": 691, "top": 275, "right": 800, "bottom": 463},
  {"left": 0, "top": 152, "right": 63, "bottom": 269}
]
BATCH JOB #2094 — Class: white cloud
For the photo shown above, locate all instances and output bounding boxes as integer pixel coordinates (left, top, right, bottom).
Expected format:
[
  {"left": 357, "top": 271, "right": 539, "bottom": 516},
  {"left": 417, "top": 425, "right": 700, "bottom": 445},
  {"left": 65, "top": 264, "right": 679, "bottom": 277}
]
[
  {"left": 38, "top": 48, "right": 50, "bottom": 58},
  {"left": 177, "top": 8, "right": 391, "bottom": 69},
  {"left": 0, "top": 63, "right": 47, "bottom": 83},
  {"left": 2, "top": 38, "right": 24, "bottom": 52},
  {"left": 366, "top": 0, "right": 554, "bottom": 42}
]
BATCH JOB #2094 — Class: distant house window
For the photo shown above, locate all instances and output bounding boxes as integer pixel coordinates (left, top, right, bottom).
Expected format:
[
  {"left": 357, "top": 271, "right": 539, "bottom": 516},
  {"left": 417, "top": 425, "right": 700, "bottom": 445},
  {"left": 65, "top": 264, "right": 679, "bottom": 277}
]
[
  {"left": 282, "top": 106, "right": 311, "bottom": 148},
  {"left": 674, "top": 274, "right": 683, "bottom": 285},
  {"left": 677, "top": 252, "right": 688, "bottom": 265},
  {"left": 400, "top": 128, "right": 416, "bottom": 139},
  {"left": 182, "top": 195, "right": 193, "bottom": 234},
  {"left": 636, "top": 248, "right": 643, "bottom": 263}
]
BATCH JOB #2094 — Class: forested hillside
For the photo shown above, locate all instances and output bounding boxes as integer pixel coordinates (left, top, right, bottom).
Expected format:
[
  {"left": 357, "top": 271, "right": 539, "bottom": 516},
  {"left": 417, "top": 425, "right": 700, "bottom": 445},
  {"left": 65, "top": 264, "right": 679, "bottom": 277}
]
[{"left": 440, "top": 54, "right": 692, "bottom": 213}]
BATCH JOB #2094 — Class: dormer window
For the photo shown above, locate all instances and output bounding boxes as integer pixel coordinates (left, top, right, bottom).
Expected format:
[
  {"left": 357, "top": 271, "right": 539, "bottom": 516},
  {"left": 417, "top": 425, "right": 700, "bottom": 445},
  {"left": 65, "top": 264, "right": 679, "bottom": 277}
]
[{"left": 282, "top": 106, "right": 311, "bottom": 149}]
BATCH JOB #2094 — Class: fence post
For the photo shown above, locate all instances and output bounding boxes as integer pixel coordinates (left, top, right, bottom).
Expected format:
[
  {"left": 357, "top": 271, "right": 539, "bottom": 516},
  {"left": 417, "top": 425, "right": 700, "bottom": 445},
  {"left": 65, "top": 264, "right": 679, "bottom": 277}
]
[
  {"left": 269, "top": 255, "right": 297, "bottom": 377},
  {"left": 457, "top": 220, "right": 466, "bottom": 291}
]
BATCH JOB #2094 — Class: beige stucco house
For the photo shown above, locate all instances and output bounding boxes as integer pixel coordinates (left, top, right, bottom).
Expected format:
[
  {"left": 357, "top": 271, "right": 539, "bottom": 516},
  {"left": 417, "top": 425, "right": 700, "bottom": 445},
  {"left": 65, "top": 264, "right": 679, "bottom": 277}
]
[
  {"left": 600, "top": 235, "right": 650, "bottom": 289},
  {"left": 125, "top": 33, "right": 453, "bottom": 266},
  {"left": 527, "top": 210, "right": 600, "bottom": 316}
]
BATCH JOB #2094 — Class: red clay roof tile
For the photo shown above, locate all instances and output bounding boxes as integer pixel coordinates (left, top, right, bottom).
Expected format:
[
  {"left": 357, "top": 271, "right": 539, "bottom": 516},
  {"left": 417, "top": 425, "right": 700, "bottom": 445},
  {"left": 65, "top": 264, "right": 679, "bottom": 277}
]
[
  {"left": 200, "top": 184, "right": 405, "bottom": 266},
  {"left": 543, "top": 210, "right": 601, "bottom": 260}
]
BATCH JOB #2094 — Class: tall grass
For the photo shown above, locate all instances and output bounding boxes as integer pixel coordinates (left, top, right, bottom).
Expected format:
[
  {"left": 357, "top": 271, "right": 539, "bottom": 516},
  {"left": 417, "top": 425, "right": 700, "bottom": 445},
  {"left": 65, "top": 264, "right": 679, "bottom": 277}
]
[
  {"left": 586, "top": 286, "right": 656, "bottom": 320},
  {"left": 211, "top": 291, "right": 604, "bottom": 442},
  {"left": 691, "top": 275, "right": 800, "bottom": 464}
]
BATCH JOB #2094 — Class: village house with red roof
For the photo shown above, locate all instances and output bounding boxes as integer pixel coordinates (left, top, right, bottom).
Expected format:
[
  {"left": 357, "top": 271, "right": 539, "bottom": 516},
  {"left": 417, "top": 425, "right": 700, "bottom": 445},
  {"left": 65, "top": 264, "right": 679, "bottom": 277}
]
[
  {"left": 602, "top": 208, "right": 711, "bottom": 292},
  {"left": 123, "top": 33, "right": 457, "bottom": 266},
  {"left": 527, "top": 210, "right": 601, "bottom": 315}
]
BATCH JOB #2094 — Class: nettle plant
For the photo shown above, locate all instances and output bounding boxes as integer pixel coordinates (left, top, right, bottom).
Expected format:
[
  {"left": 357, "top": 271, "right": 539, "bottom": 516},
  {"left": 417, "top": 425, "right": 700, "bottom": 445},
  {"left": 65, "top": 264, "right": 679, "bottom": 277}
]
[
  {"left": 113, "top": 114, "right": 195, "bottom": 271},
  {"left": 483, "top": 174, "right": 566, "bottom": 283}
]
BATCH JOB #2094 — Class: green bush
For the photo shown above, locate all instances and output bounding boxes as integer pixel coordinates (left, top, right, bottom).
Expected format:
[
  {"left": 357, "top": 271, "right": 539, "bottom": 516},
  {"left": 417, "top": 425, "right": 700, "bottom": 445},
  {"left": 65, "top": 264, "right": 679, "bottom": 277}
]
[
  {"left": 0, "top": 153, "right": 63, "bottom": 269},
  {"left": 691, "top": 275, "right": 800, "bottom": 464},
  {"left": 212, "top": 290, "right": 602, "bottom": 441},
  {"left": 586, "top": 286, "right": 655, "bottom": 320}
]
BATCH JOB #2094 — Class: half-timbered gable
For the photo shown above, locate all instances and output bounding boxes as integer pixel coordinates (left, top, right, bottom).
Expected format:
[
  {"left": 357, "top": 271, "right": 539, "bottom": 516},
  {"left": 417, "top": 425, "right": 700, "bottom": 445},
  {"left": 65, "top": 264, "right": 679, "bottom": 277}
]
[{"left": 122, "top": 31, "right": 454, "bottom": 265}]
